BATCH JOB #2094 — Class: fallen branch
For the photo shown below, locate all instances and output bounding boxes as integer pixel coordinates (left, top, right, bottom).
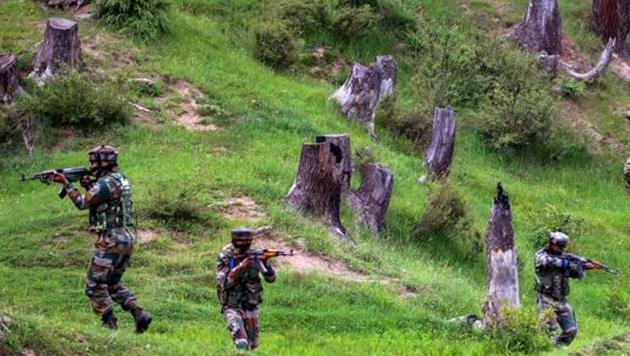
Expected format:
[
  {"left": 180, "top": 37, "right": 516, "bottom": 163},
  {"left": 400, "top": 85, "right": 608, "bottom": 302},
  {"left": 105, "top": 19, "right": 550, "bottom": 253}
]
[{"left": 565, "top": 38, "right": 616, "bottom": 82}]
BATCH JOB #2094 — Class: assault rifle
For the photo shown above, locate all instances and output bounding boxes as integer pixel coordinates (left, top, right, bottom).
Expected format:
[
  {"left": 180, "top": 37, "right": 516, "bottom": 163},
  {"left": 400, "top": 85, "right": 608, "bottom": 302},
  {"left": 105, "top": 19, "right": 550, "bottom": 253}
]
[
  {"left": 246, "top": 249, "right": 294, "bottom": 274},
  {"left": 565, "top": 253, "right": 619, "bottom": 275},
  {"left": 21, "top": 167, "right": 92, "bottom": 199}
]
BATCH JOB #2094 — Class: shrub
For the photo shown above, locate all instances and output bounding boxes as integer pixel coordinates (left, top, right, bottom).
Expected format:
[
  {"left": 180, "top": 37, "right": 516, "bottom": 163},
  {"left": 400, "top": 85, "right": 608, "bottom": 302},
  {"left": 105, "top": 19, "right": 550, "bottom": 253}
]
[
  {"left": 328, "top": 4, "right": 377, "bottom": 41},
  {"left": 253, "top": 21, "right": 300, "bottom": 69},
  {"left": 15, "top": 72, "right": 130, "bottom": 130},
  {"left": 416, "top": 183, "right": 483, "bottom": 259},
  {"left": 95, "top": 0, "right": 170, "bottom": 40},
  {"left": 531, "top": 204, "right": 585, "bottom": 248},
  {"left": 490, "top": 305, "right": 553, "bottom": 354},
  {"left": 558, "top": 78, "right": 586, "bottom": 98},
  {"left": 142, "top": 186, "right": 210, "bottom": 232},
  {"left": 379, "top": 104, "right": 433, "bottom": 151}
]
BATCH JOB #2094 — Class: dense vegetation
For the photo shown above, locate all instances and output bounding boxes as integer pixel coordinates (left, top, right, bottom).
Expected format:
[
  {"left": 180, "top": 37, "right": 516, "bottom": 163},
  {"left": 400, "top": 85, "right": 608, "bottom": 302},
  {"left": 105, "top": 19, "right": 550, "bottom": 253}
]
[{"left": 1, "top": 0, "right": 630, "bottom": 354}]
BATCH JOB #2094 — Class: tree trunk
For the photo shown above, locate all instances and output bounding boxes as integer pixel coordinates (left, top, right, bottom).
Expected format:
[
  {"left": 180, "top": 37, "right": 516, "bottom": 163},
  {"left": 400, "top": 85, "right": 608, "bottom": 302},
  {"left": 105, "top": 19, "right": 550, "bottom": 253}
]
[
  {"left": 287, "top": 140, "right": 353, "bottom": 243},
  {"left": 564, "top": 37, "right": 616, "bottom": 82},
  {"left": 31, "top": 17, "right": 83, "bottom": 80},
  {"left": 483, "top": 183, "right": 520, "bottom": 327},
  {"left": 624, "top": 157, "right": 630, "bottom": 194},
  {"left": 315, "top": 134, "right": 352, "bottom": 187},
  {"left": 348, "top": 163, "right": 394, "bottom": 234},
  {"left": 0, "top": 54, "right": 21, "bottom": 104},
  {"left": 592, "top": 0, "right": 630, "bottom": 54},
  {"left": 424, "top": 107, "right": 456, "bottom": 180},
  {"left": 376, "top": 55, "right": 397, "bottom": 97},
  {"left": 514, "top": 0, "right": 562, "bottom": 55}
]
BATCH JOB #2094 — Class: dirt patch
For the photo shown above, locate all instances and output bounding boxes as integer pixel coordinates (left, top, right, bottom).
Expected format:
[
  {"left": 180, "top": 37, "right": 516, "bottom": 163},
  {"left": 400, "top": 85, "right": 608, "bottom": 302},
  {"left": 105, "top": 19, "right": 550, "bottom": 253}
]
[
  {"left": 137, "top": 229, "right": 159, "bottom": 244},
  {"left": 612, "top": 54, "right": 630, "bottom": 83},
  {"left": 562, "top": 102, "right": 628, "bottom": 155},
  {"left": 130, "top": 103, "right": 161, "bottom": 128},
  {"left": 173, "top": 81, "right": 217, "bottom": 131},
  {"left": 22, "top": 349, "right": 36, "bottom": 356},
  {"left": 82, "top": 33, "right": 138, "bottom": 70},
  {"left": 219, "top": 196, "right": 266, "bottom": 222}
]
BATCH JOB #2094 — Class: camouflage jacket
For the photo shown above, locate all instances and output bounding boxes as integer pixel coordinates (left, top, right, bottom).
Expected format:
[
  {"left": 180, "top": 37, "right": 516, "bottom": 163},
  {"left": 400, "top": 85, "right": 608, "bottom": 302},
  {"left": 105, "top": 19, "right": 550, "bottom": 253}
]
[
  {"left": 67, "top": 171, "right": 134, "bottom": 235},
  {"left": 216, "top": 244, "right": 276, "bottom": 309},
  {"left": 535, "top": 248, "right": 583, "bottom": 300}
]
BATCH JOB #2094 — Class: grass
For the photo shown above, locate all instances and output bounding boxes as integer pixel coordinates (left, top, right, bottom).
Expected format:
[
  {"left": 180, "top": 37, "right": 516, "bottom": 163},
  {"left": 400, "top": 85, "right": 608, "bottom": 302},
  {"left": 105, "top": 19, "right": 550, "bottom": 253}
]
[{"left": 2, "top": 0, "right": 630, "bottom": 354}]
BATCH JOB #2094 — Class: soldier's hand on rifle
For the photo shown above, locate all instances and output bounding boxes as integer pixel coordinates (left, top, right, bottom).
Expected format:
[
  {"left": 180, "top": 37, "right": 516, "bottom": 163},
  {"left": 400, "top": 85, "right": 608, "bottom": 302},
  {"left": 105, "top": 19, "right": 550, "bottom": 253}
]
[
  {"left": 583, "top": 262, "right": 598, "bottom": 270},
  {"left": 52, "top": 172, "right": 69, "bottom": 185},
  {"left": 240, "top": 256, "right": 255, "bottom": 269},
  {"left": 79, "top": 175, "right": 94, "bottom": 189}
]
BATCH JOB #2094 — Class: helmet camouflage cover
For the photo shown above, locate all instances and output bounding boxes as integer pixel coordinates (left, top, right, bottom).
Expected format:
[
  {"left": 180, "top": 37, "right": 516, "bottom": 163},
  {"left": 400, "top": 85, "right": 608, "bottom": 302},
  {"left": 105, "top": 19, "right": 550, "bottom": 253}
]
[
  {"left": 88, "top": 145, "right": 118, "bottom": 165},
  {"left": 549, "top": 231, "right": 570, "bottom": 248}
]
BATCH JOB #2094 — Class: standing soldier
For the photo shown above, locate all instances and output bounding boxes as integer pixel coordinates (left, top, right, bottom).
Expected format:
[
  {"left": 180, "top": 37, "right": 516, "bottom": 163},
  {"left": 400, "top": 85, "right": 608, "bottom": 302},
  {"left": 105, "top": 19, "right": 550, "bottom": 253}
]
[
  {"left": 216, "top": 228, "right": 276, "bottom": 350},
  {"left": 535, "top": 232, "right": 598, "bottom": 346},
  {"left": 52, "top": 145, "right": 152, "bottom": 333}
]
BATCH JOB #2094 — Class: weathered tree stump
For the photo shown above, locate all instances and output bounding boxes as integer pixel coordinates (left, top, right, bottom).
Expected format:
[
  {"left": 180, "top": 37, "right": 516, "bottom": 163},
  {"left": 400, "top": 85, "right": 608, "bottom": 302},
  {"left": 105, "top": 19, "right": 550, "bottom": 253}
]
[
  {"left": 315, "top": 134, "right": 352, "bottom": 187},
  {"left": 31, "top": 17, "right": 83, "bottom": 80},
  {"left": 376, "top": 55, "right": 397, "bottom": 97},
  {"left": 538, "top": 53, "right": 560, "bottom": 77},
  {"left": 331, "top": 56, "right": 397, "bottom": 139},
  {"left": 514, "top": 0, "right": 562, "bottom": 56},
  {"left": 624, "top": 158, "right": 630, "bottom": 194},
  {"left": 423, "top": 107, "right": 456, "bottom": 180},
  {"left": 564, "top": 38, "right": 616, "bottom": 82},
  {"left": 0, "top": 54, "right": 21, "bottom": 104},
  {"left": 348, "top": 163, "right": 394, "bottom": 234},
  {"left": 483, "top": 184, "right": 520, "bottom": 327},
  {"left": 592, "top": 0, "right": 630, "bottom": 54},
  {"left": 287, "top": 140, "right": 353, "bottom": 243}
]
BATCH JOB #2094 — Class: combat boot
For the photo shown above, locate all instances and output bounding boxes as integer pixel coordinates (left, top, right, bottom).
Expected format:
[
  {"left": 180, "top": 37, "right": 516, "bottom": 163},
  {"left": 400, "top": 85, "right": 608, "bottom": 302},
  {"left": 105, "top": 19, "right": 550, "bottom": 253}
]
[
  {"left": 131, "top": 307, "right": 152, "bottom": 334},
  {"left": 101, "top": 310, "right": 118, "bottom": 330}
]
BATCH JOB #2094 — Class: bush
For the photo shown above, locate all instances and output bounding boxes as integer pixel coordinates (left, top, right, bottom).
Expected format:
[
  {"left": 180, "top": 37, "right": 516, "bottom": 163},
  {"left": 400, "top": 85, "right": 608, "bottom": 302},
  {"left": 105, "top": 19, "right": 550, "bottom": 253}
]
[
  {"left": 328, "top": 4, "right": 377, "bottom": 41},
  {"left": 142, "top": 186, "right": 212, "bottom": 232},
  {"left": 416, "top": 183, "right": 482, "bottom": 259},
  {"left": 531, "top": 204, "right": 585, "bottom": 248},
  {"left": 15, "top": 72, "right": 130, "bottom": 130},
  {"left": 490, "top": 305, "right": 553, "bottom": 354},
  {"left": 96, "top": 0, "right": 170, "bottom": 40},
  {"left": 378, "top": 101, "right": 433, "bottom": 152},
  {"left": 558, "top": 78, "right": 587, "bottom": 98},
  {"left": 253, "top": 21, "right": 300, "bottom": 69}
]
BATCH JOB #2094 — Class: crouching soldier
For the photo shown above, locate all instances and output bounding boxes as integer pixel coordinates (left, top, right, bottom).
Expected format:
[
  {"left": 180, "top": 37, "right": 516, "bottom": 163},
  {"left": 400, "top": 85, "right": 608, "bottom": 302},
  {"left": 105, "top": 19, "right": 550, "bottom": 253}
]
[
  {"left": 216, "top": 228, "right": 276, "bottom": 350},
  {"left": 52, "top": 145, "right": 152, "bottom": 333},
  {"left": 535, "top": 232, "right": 598, "bottom": 346}
]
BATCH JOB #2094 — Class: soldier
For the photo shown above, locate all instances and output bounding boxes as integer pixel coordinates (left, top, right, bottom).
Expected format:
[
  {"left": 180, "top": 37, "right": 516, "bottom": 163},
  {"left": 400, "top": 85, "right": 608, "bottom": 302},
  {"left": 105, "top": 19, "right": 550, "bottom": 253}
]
[
  {"left": 535, "top": 232, "right": 597, "bottom": 346},
  {"left": 52, "top": 145, "right": 152, "bottom": 333},
  {"left": 216, "top": 228, "right": 276, "bottom": 350}
]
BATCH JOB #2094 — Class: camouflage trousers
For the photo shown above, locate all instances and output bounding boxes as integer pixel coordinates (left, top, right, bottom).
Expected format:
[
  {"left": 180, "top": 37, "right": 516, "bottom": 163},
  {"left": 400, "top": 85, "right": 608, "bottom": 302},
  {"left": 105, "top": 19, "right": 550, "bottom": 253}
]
[
  {"left": 223, "top": 307, "right": 259, "bottom": 350},
  {"left": 85, "top": 228, "right": 139, "bottom": 316},
  {"left": 537, "top": 293, "right": 577, "bottom": 346}
]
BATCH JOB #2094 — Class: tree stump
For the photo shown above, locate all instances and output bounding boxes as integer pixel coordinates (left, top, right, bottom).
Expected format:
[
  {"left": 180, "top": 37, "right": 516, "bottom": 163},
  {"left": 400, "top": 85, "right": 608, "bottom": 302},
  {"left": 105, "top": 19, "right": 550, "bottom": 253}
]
[
  {"left": 424, "top": 107, "right": 456, "bottom": 180},
  {"left": 348, "top": 163, "right": 394, "bottom": 234},
  {"left": 483, "top": 184, "right": 520, "bottom": 327},
  {"left": 564, "top": 38, "right": 616, "bottom": 82},
  {"left": 624, "top": 158, "right": 630, "bottom": 194},
  {"left": 0, "top": 54, "right": 21, "bottom": 104},
  {"left": 538, "top": 53, "right": 560, "bottom": 77},
  {"left": 592, "top": 0, "right": 630, "bottom": 54},
  {"left": 287, "top": 140, "right": 353, "bottom": 243},
  {"left": 376, "top": 55, "right": 397, "bottom": 97},
  {"left": 31, "top": 17, "right": 83, "bottom": 80},
  {"left": 315, "top": 134, "right": 352, "bottom": 187},
  {"left": 514, "top": 0, "right": 562, "bottom": 56}
]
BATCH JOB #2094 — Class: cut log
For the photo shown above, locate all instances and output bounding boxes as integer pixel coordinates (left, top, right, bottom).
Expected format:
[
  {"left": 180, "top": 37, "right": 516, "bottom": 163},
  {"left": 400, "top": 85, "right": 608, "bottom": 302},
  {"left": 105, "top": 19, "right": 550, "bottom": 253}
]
[
  {"left": 31, "top": 17, "right": 83, "bottom": 80},
  {"left": 592, "top": 0, "right": 630, "bottom": 54},
  {"left": 483, "top": 183, "right": 520, "bottom": 327},
  {"left": 348, "top": 163, "right": 394, "bottom": 234},
  {"left": 41, "top": 0, "right": 89, "bottom": 9},
  {"left": 0, "top": 54, "right": 21, "bottom": 104},
  {"left": 423, "top": 107, "right": 456, "bottom": 180},
  {"left": 514, "top": 0, "right": 562, "bottom": 55},
  {"left": 287, "top": 141, "right": 353, "bottom": 243},
  {"left": 376, "top": 55, "right": 397, "bottom": 97},
  {"left": 315, "top": 134, "right": 352, "bottom": 187},
  {"left": 624, "top": 158, "right": 630, "bottom": 194},
  {"left": 564, "top": 38, "right": 616, "bottom": 82}
]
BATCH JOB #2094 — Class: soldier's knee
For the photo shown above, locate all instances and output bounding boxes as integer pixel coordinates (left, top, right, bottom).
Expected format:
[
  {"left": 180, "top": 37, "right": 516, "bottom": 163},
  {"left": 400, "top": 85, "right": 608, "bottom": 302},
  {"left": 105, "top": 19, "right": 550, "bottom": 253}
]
[
  {"left": 235, "top": 338, "right": 249, "bottom": 350},
  {"left": 565, "top": 327, "right": 577, "bottom": 341}
]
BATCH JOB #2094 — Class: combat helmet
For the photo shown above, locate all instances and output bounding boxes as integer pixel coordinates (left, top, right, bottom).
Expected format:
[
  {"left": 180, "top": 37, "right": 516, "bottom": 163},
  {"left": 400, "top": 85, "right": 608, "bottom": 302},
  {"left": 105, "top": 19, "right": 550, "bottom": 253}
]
[
  {"left": 548, "top": 231, "right": 570, "bottom": 248},
  {"left": 231, "top": 227, "right": 254, "bottom": 242},
  {"left": 88, "top": 145, "right": 118, "bottom": 166}
]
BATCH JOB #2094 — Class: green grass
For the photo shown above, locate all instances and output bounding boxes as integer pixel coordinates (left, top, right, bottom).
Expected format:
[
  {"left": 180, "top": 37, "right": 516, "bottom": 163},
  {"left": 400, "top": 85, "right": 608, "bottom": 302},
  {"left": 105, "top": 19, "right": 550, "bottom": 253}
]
[{"left": 2, "top": 0, "right": 630, "bottom": 354}]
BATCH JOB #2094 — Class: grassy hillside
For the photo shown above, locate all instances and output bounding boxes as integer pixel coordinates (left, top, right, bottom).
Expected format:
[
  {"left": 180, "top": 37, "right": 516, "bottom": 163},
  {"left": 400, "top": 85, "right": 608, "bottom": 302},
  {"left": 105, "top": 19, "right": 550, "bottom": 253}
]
[{"left": 1, "top": 0, "right": 630, "bottom": 354}]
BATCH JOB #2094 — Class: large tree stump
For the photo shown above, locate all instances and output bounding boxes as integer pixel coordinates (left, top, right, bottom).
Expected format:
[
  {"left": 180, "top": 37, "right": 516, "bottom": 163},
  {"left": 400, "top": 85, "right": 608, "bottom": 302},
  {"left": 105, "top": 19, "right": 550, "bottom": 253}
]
[
  {"left": 316, "top": 134, "right": 352, "bottom": 187},
  {"left": 376, "top": 55, "right": 397, "bottom": 97},
  {"left": 564, "top": 38, "right": 616, "bottom": 82},
  {"left": 423, "top": 107, "right": 456, "bottom": 180},
  {"left": 287, "top": 140, "right": 353, "bottom": 243},
  {"left": 592, "top": 0, "right": 630, "bottom": 54},
  {"left": 514, "top": 0, "right": 562, "bottom": 55},
  {"left": 0, "top": 54, "right": 21, "bottom": 104},
  {"left": 31, "top": 17, "right": 83, "bottom": 80},
  {"left": 483, "top": 184, "right": 520, "bottom": 327},
  {"left": 348, "top": 163, "right": 394, "bottom": 234}
]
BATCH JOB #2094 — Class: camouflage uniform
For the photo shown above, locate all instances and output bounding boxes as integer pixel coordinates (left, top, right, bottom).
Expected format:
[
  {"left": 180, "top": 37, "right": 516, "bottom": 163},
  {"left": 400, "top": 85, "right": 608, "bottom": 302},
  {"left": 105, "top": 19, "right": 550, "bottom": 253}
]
[
  {"left": 216, "top": 243, "right": 276, "bottom": 350},
  {"left": 535, "top": 248, "right": 582, "bottom": 346}
]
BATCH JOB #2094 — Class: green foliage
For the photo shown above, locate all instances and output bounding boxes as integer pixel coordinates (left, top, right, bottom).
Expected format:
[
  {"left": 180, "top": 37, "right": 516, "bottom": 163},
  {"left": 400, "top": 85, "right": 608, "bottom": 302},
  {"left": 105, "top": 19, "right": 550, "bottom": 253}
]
[
  {"left": 15, "top": 72, "right": 130, "bottom": 130},
  {"left": 328, "top": 3, "right": 378, "bottom": 41},
  {"left": 416, "top": 183, "right": 483, "bottom": 260},
  {"left": 531, "top": 204, "right": 585, "bottom": 248},
  {"left": 95, "top": 0, "right": 170, "bottom": 40},
  {"left": 379, "top": 102, "right": 433, "bottom": 152},
  {"left": 142, "top": 185, "right": 215, "bottom": 232},
  {"left": 559, "top": 78, "right": 587, "bottom": 98},
  {"left": 490, "top": 305, "right": 553, "bottom": 354},
  {"left": 253, "top": 20, "right": 299, "bottom": 69},
  {"left": 128, "top": 78, "right": 165, "bottom": 97}
]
